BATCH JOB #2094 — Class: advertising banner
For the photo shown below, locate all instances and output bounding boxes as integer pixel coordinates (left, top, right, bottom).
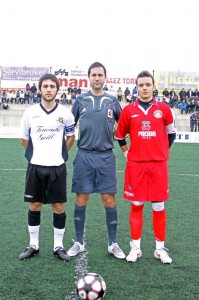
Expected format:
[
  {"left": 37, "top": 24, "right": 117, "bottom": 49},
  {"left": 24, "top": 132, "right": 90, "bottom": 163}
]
[
  {"left": 52, "top": 67, "right": 88, "bottom": 93},
  {"left": 154, "top": 71, "right": 199, "bottom": 91},
  {"left": 1, "top": 67, "right": 49, "bottom": 81},
  {"left": 51, "top": 67, "right": 136, "bottom": 94},
  {"left": 0, "top": 66, "right": 50, "bottom": 90}
]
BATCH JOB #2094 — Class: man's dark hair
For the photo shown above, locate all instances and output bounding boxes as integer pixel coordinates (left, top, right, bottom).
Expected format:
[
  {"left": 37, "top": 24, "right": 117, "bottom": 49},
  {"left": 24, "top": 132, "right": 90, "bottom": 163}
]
[
  {"left": 38, "top": 74, "right": 60, "bottom": 90},
  {"left": 136, "top": 70, "right": 155, "bottom": 85},
  {"left": 88, "top": 62, "right": 107, "bottom": 77}
]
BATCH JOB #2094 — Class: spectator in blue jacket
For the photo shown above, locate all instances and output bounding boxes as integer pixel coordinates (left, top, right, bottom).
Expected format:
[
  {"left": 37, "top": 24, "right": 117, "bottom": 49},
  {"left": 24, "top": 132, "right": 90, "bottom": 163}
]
[
  {"left": 132, "top": 86, "right": 138, "bottom": 96},
  {"left": 179, "top": 99, "right": 187, "bottom": 114}
]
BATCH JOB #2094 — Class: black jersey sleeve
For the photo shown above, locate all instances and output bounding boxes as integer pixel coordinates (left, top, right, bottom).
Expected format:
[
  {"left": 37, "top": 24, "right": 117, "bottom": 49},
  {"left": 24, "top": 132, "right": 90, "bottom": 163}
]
[{"left": 168, "top": 132, "right": 176, "bottom": 148}]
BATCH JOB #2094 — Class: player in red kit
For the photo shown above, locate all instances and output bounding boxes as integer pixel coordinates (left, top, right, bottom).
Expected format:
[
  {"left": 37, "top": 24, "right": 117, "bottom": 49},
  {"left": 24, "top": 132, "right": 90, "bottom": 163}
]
[{"left": 115, "top": 70, "right": 176, "bottom": 264}]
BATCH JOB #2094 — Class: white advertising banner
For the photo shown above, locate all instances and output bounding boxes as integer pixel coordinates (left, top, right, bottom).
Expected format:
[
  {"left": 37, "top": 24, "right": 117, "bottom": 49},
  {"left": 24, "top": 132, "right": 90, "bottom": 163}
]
[
  {"left": 0, "top": 66, "right": 50, "bottom": 90},
  {"left": 51, "top": 67, "right": 137, "bottom": 94},
  {"left": 175, "top": 132, "right": 199, "bottom": 143},
  {"left": 0, "top": 127, "right": 198, "bottom": 142}
]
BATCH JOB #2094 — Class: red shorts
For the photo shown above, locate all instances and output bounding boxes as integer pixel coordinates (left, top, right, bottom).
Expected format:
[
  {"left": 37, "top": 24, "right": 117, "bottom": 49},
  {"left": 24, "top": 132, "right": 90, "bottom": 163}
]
[{"left": 124, "top": 160, "right": 169, "bottom": 202}]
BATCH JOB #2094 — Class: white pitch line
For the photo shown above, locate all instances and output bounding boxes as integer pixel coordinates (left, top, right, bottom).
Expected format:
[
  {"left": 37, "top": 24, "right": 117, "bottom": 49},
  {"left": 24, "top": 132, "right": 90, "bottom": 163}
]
[
  {"left": 0, "top": 168, "right": 26, "bottom": 171},
  {"left": 168, "top": 173, "right": 199, "bottom": 177},
  {"left": 0, "top": 169, "right": 199, "bottom": 177},
  {"left": 65, "top": 231, "right": 88, "bottom": 300}
]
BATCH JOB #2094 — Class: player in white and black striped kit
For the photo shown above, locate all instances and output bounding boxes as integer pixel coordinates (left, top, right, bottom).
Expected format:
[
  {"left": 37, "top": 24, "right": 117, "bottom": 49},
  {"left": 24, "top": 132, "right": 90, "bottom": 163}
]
[{"left": 19, "top": 74, "right": 75, "bottom": 261}]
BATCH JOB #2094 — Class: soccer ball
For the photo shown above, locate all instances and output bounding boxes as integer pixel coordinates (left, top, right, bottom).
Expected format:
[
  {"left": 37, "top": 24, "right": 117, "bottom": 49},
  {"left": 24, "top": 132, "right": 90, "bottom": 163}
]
[{"left": 76, "top": 272, "right": 106, "bottom": 299}]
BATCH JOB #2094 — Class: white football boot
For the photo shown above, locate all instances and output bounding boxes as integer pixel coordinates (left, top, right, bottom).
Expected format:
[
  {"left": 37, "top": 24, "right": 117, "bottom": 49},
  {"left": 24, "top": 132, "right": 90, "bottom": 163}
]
[
  {"left": 154, "top": 248, "right": 172, "bottom": 264},
  {"left": 126, "top": 241, "right": 142, "bottom": 262}
]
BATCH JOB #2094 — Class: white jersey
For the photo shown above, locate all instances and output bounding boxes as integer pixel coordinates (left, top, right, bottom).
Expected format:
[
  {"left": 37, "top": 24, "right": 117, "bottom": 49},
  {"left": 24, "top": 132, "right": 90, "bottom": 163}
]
[{"left": 19, "top": 103, "right": 75, "bottom": 166}]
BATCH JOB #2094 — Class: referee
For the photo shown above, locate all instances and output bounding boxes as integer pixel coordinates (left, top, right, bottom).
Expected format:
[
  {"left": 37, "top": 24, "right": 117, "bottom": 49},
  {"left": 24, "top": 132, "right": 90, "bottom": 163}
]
[{"left": 67, "top": 62, "right": 127, "bottom": 259}]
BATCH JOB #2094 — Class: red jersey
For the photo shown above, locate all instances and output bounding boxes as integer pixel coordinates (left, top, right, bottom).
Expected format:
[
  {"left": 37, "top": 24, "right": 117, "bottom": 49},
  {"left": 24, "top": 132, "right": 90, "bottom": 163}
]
[{"left": 115, "top": 99, "right": 175, "bottom": 161}]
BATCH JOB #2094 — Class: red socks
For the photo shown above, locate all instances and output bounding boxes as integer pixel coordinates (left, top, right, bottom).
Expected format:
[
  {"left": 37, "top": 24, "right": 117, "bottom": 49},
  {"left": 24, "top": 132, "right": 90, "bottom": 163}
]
[
  {"left": 152, "top": 209, "right": 166, "bottom": 241},
  {"left": 129, "top": 204, "right": 144, "bottom": 240},
  {"left": 129, "top": 204, "right": 167, "bottom": 242}
]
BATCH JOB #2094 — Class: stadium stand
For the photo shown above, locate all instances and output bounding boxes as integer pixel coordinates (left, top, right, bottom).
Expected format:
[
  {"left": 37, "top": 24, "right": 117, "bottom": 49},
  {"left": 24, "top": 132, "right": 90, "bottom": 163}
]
[{"left": 0, "top": 103, "right": 191, "bottom": 134}]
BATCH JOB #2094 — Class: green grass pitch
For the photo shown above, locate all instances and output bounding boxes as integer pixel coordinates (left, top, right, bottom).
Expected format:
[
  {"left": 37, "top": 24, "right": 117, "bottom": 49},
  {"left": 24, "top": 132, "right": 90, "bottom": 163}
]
[{"left": 0, "top": 139, "right": 198, "bottom": 300}]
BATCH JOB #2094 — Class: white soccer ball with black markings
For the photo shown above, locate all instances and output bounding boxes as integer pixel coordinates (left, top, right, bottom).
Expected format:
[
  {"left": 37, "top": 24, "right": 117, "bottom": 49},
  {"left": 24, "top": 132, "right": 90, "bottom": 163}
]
[{"left": 76, "top": 273, "right": 106, "bottom": 299}]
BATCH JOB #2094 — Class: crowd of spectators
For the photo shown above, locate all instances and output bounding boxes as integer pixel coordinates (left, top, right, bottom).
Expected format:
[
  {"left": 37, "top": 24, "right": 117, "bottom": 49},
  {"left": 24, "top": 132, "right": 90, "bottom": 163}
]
[
  {"left": 115, "top": 85, "right": 199, "bottom": 132},
  {"left": 0, "top": 83, "right": 41, "bottom": 109},
  {"left": 2, "top": 83, "right": 198, "bottom": 114},
  {"left": 0, "top": 84, "right": 83, "bottom": 109},
  {"left": 115, "top": 85, "right": 199, "bottom": 115},
  {"left": 59, "top": 86, "right": 82, "bottom": 105},
  {"left": 154, "top": 87, "right": 199, "bottom": 132},
  {"left": 1, "top": 83, "right": 199, "bottom": 132},
  {"left": 159, "top": 87, "right": 199, "bottom": 113}
]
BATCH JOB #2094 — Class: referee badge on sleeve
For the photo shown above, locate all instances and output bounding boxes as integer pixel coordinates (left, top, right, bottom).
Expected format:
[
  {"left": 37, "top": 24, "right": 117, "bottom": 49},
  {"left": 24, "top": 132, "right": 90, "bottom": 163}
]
[{"left": 107, "top": 109, "right": 113, "bottom": 118}]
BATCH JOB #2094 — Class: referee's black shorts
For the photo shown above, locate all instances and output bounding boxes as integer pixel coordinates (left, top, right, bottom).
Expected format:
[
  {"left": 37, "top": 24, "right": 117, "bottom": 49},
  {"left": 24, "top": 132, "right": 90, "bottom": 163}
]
[{"left": 24, "top": 163, "right": 67, "bottom": 204}]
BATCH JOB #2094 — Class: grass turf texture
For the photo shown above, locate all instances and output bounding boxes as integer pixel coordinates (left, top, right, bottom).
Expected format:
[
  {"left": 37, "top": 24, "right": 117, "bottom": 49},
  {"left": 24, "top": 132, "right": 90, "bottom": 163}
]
[{"left": 0, "top": 139, "right": 198, "bottom": 300}]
